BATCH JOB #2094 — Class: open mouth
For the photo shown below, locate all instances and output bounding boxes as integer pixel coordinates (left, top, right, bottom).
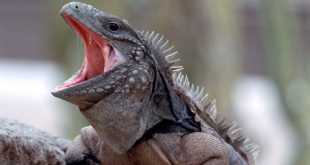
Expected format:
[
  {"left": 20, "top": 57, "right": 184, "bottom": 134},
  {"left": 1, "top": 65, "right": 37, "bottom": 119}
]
[{"left": 55, "top": 14, "right": 123, "bottom": 90}]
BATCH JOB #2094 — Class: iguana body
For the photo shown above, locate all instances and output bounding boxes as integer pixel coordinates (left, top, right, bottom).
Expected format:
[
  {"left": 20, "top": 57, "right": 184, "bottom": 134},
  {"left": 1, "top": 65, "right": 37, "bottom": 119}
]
[{"left": 52, "top": 2, "right": 258, "bottom": 165}]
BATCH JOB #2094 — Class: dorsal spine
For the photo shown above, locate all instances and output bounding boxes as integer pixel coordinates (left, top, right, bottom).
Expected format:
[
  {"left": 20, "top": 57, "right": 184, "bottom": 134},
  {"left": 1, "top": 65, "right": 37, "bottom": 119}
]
[{"left": 137, "top": 29, "right": 259, "bottom": 164}]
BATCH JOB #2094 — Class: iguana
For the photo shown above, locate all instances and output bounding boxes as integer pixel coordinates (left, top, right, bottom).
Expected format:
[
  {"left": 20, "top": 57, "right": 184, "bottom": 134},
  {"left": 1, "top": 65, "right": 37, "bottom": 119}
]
[{"left": 52, "top": 2, "right": 259, "bottom": 165}]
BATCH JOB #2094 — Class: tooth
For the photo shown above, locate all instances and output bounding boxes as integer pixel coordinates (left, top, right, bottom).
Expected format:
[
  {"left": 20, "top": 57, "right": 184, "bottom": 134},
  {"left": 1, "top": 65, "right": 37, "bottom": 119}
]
[
  {"left": 103, "top": 45, "right": 111, "bottom": 71},
  {"left": 103, "top": 45, "right": 110, "bottom": 57},
  {"left": 89, "top": 36, "right": 92, "bottom": 45}
]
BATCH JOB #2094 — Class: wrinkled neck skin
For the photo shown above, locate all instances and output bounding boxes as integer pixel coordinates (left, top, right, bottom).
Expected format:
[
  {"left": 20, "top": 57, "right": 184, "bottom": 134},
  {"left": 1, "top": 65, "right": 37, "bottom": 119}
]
[
  {"left": 81, "top": 86, "right": 152, "bottom": 154},
  {"left": 80, "top": 60, "right": 197, "bottom": 154},
  {"left": 79, "top": 62, "right": 152, "bottom": 154}
]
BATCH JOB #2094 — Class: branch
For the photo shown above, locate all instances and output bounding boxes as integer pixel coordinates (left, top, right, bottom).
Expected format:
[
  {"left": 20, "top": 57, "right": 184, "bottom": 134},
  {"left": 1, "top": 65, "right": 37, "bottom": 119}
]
[{"left": 0, "top": 118, "right": 71, "bottom": 164}]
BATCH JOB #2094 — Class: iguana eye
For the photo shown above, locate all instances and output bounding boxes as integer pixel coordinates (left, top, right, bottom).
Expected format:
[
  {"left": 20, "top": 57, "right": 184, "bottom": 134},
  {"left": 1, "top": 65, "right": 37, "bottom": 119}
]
[{"left": 108, "top": 22, "right": 120, "bottom": 32}]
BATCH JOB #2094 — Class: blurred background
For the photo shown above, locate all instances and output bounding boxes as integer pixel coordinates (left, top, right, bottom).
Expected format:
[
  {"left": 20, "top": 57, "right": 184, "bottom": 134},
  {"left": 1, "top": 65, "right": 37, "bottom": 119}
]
[{"left": 0, "top": 0, "right": 309, "bottom": 164}]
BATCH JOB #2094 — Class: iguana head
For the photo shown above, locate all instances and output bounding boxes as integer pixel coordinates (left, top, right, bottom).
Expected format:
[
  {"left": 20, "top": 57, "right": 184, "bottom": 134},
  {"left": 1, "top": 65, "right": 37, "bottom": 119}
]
[
  {"left": 52, "top": 2, "right": 198, "bottom": 154},
  {"left": 52, "top": 2, "right": 150, "bottom": 109}
]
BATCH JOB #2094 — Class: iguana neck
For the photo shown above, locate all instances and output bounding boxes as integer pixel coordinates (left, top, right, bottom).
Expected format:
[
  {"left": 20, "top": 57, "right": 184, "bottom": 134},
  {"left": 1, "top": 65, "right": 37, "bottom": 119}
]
[
  {"left": 80, "top": 54, "right": 200, "bottom": 154},
  {"left": 146, "top": 66, "right": 201, "bottom": 132}
]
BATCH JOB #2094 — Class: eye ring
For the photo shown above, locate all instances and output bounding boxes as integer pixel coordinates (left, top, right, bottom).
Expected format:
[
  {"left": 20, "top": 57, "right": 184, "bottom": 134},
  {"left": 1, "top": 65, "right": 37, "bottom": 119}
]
[{"left": 108, "top": 22, "right": 120, "bottom": 32}]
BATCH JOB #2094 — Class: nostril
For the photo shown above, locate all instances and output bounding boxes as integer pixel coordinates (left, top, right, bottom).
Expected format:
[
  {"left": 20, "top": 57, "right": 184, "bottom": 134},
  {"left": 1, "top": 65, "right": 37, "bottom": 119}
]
[{"left": 69, "top": 3, "right": 80, "bottom": 11}]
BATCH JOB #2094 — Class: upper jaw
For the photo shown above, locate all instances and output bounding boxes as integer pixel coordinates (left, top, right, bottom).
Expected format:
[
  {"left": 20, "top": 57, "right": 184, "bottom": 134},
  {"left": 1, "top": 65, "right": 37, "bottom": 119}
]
[{"left": 52, "top": 2, "right": 125, "bottom": 101}]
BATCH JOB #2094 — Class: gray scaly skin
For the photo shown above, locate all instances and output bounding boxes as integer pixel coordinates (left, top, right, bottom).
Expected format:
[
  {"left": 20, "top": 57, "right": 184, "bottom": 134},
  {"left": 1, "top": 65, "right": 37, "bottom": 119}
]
[{"left": 52, "top": 2, "right": 259, "bottom": 165}]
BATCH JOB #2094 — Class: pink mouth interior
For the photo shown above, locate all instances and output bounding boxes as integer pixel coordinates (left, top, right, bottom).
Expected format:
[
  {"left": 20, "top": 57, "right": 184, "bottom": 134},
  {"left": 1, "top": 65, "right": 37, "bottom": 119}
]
[{"left": 55, "top": 15, "right": 119, "bottom": 90}]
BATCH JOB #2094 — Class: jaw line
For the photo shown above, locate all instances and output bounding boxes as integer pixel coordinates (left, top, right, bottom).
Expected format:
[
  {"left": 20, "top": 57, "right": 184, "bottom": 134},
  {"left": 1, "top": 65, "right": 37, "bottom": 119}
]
[{"left": 53, "top": 13, "right": 124, "bottom": 92}]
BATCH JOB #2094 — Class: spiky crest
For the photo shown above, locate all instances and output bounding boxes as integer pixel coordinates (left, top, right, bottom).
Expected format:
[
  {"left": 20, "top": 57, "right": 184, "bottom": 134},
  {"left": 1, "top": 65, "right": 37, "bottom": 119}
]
[{"left": 138, "top": 30, "right": 259, "bottom": 164}]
